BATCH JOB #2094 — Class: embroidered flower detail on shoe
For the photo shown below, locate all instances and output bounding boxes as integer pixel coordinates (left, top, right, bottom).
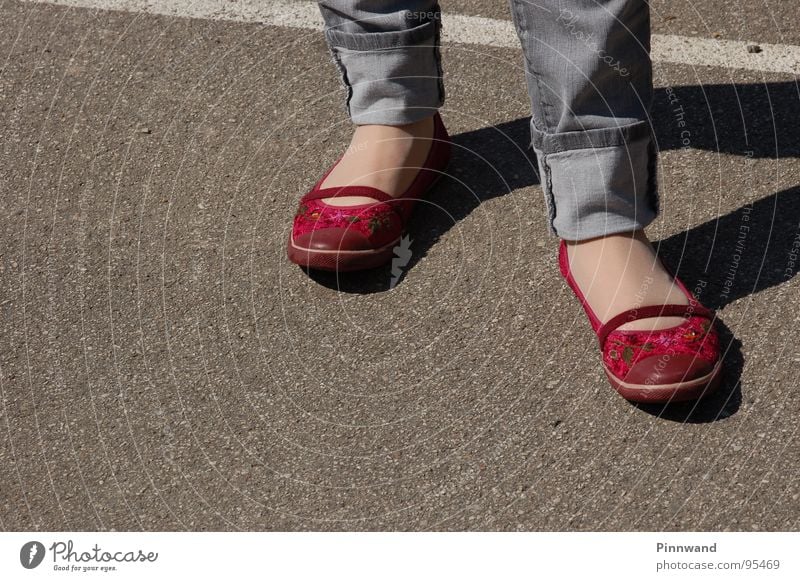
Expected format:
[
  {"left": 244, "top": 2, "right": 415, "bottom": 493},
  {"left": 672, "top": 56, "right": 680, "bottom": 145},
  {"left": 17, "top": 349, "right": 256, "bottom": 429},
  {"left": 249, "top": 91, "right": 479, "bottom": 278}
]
[
  {"left": 292, "top": 199, "right": 402, "bottom": 247},
  {"left": 603, "top": 316, "right": 719, "bottom": 379}
]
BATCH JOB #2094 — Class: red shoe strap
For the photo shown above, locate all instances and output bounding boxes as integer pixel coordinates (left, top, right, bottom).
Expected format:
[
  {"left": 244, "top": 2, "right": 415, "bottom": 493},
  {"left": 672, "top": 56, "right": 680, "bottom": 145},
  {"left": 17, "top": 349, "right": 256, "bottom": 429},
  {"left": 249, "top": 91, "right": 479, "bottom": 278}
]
[
  {"left": 299, "top": 113, "right": 449, "bottom": 220},
  {"left": 596, "top": 303, "right": 714, "bottom": 348},
  {"left": 300, "top": 185, "right": 395, "bottom": 204}
]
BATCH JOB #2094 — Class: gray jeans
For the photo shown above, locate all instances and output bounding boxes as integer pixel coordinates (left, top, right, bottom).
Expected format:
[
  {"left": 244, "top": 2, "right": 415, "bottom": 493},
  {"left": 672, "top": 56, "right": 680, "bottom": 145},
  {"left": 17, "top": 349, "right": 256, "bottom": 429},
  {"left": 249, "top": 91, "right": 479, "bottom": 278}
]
[{"left": 318, "top": 0, "right": 658, "bottom": 240}]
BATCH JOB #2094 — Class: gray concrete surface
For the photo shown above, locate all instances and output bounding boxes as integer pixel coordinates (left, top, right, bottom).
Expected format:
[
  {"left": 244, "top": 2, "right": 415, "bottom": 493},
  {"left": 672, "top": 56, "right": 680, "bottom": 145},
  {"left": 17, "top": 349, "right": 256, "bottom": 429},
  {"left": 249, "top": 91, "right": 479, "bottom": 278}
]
[{"left": 0, "top": 0, "right": 799, "bottom": 531}]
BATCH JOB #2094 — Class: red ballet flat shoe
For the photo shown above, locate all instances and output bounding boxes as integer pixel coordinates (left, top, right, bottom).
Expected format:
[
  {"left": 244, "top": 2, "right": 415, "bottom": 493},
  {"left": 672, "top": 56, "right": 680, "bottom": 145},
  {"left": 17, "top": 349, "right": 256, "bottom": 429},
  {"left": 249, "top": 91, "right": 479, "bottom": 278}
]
[
  {"left": 558, "top": 240, "right": 722, "bottom": 403},
  {"left": 287, "top": 112, "right": 451, "bottom": 272}
]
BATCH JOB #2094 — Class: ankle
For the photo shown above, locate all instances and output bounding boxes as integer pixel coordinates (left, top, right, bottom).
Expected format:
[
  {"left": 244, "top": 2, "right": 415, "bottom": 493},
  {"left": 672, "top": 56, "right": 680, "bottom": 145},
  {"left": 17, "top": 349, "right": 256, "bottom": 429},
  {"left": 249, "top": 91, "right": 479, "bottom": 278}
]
[
  {"left": 563, "top": 230, "right": 689, "bottom": 330},
  {"left": 564, "top": 229, "right": 649, "bottom": 251},
  {"left": 320, "top": 114, "right": 437, "bottom": 201},
  {"left": 349, "top": 115, "right": 434, "bottom": 144}
]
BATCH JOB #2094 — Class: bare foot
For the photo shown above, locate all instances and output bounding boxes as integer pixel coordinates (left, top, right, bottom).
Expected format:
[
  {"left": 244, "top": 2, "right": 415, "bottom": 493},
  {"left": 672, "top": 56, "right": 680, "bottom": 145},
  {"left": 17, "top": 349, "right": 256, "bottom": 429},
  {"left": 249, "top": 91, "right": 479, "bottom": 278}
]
[
  {"left": 564, "top": 230, "right": 689, "bottom": 331},
  {"left": 319, "top": 116, "right": 435, "bottom": 207}
]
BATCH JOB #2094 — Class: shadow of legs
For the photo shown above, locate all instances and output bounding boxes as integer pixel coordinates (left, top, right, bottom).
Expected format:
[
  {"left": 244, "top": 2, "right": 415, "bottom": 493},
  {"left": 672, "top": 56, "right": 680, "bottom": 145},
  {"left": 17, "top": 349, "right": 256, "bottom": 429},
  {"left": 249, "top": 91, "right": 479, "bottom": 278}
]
[{"left": 632, "top": 319, "right": 743, "bottom": 422}]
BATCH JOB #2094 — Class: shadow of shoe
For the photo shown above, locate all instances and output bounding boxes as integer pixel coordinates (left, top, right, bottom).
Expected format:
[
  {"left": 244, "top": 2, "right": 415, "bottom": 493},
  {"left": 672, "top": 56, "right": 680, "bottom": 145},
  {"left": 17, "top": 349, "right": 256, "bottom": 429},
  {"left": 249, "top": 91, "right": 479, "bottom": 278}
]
[
  {"left": 296, "top": 81, "right": 800, "bottom": 420},
  {"left": 304, "top": 116, "right": 539, "bottom": 293},
  {"left": 299, "top": 81, "right": 799, "bottom": 293},
  {"left": 631, "top": 318, "right": 743, "bottom": 422}
]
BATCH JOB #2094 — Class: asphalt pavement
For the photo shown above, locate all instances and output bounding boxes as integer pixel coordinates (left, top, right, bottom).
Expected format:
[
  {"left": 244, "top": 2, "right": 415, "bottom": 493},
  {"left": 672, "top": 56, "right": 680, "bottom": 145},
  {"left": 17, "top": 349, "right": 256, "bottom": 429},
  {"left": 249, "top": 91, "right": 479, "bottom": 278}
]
[{"left": 1, "top": 0, "right": 799, "bottom": 531}]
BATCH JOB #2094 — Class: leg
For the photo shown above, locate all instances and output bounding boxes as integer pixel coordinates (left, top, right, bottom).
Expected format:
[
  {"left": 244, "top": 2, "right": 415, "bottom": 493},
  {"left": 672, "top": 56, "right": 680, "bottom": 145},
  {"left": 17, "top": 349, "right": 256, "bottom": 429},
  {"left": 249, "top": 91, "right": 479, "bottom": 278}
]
[
  {"left": 509, "top": 0, "right": 722, "bottom": 401},
  {"left": 318, "top": 1, "right": 444, "bottom": 126},
  {"left": 318, "top": 1, "right": 443, "bottom": 202},
  {"left": 509, "top": 0, "right": 686, "bottom": 330},
  {"left": 288, "top": 2, "right": 451, "bottom": 271},
  {"left": 509, "top": 0, "right": 657, "bottom": 239}
]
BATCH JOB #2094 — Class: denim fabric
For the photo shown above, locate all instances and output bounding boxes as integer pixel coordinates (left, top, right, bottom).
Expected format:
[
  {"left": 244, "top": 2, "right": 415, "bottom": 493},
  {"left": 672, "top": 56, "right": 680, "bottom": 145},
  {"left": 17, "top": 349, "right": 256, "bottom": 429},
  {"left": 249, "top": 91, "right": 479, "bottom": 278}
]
[
  {"left": 316, "top": 0, "right": 658, "bottom": 240},
  {"left": 509, "top": 0, "right": 657, "bottom": 239},
  {"left": 318, "top": 1, "right": 443, "bottom": 125}
]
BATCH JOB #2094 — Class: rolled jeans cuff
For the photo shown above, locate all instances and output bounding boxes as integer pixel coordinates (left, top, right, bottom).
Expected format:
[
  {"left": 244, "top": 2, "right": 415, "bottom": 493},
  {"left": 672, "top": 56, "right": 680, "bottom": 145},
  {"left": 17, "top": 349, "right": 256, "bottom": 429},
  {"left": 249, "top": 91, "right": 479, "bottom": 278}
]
[
  {"left": 533, "top": 121, "right": 659, "bottom": 240},
  {"left": 325, "top": 17, "right": 443, "bottom": 125}
]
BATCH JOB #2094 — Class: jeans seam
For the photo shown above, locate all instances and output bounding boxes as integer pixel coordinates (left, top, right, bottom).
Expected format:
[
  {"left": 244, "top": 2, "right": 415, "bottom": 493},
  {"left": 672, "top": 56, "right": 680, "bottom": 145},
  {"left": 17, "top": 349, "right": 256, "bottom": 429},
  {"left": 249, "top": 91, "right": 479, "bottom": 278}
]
[
  {"left": 541, "top": 154, "right": 557, "bottom": 235},
  {"left": 327, "top": 45, "right": 354, "bottom": 119},
  {"left": 646, "top": 132, "right": 660, "bottom": 217},
  {"left": 511, "top": 0, "right": 554, "bottom": 134},
  {"left": 531, "top": 120, "right": 653, "bottom": 154},
  {"left": 433, "top": 3, "right": 445, "bottom": 107},
  {"left": 324, "top": 16, "right": 438, "bottom": 51}
]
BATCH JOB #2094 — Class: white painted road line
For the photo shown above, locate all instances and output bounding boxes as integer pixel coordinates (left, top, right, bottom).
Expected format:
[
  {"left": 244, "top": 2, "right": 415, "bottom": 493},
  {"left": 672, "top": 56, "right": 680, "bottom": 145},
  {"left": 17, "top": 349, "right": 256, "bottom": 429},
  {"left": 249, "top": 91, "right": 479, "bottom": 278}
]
[{"left": 24, "top": 0, "right": 800, "bottom": 74}]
